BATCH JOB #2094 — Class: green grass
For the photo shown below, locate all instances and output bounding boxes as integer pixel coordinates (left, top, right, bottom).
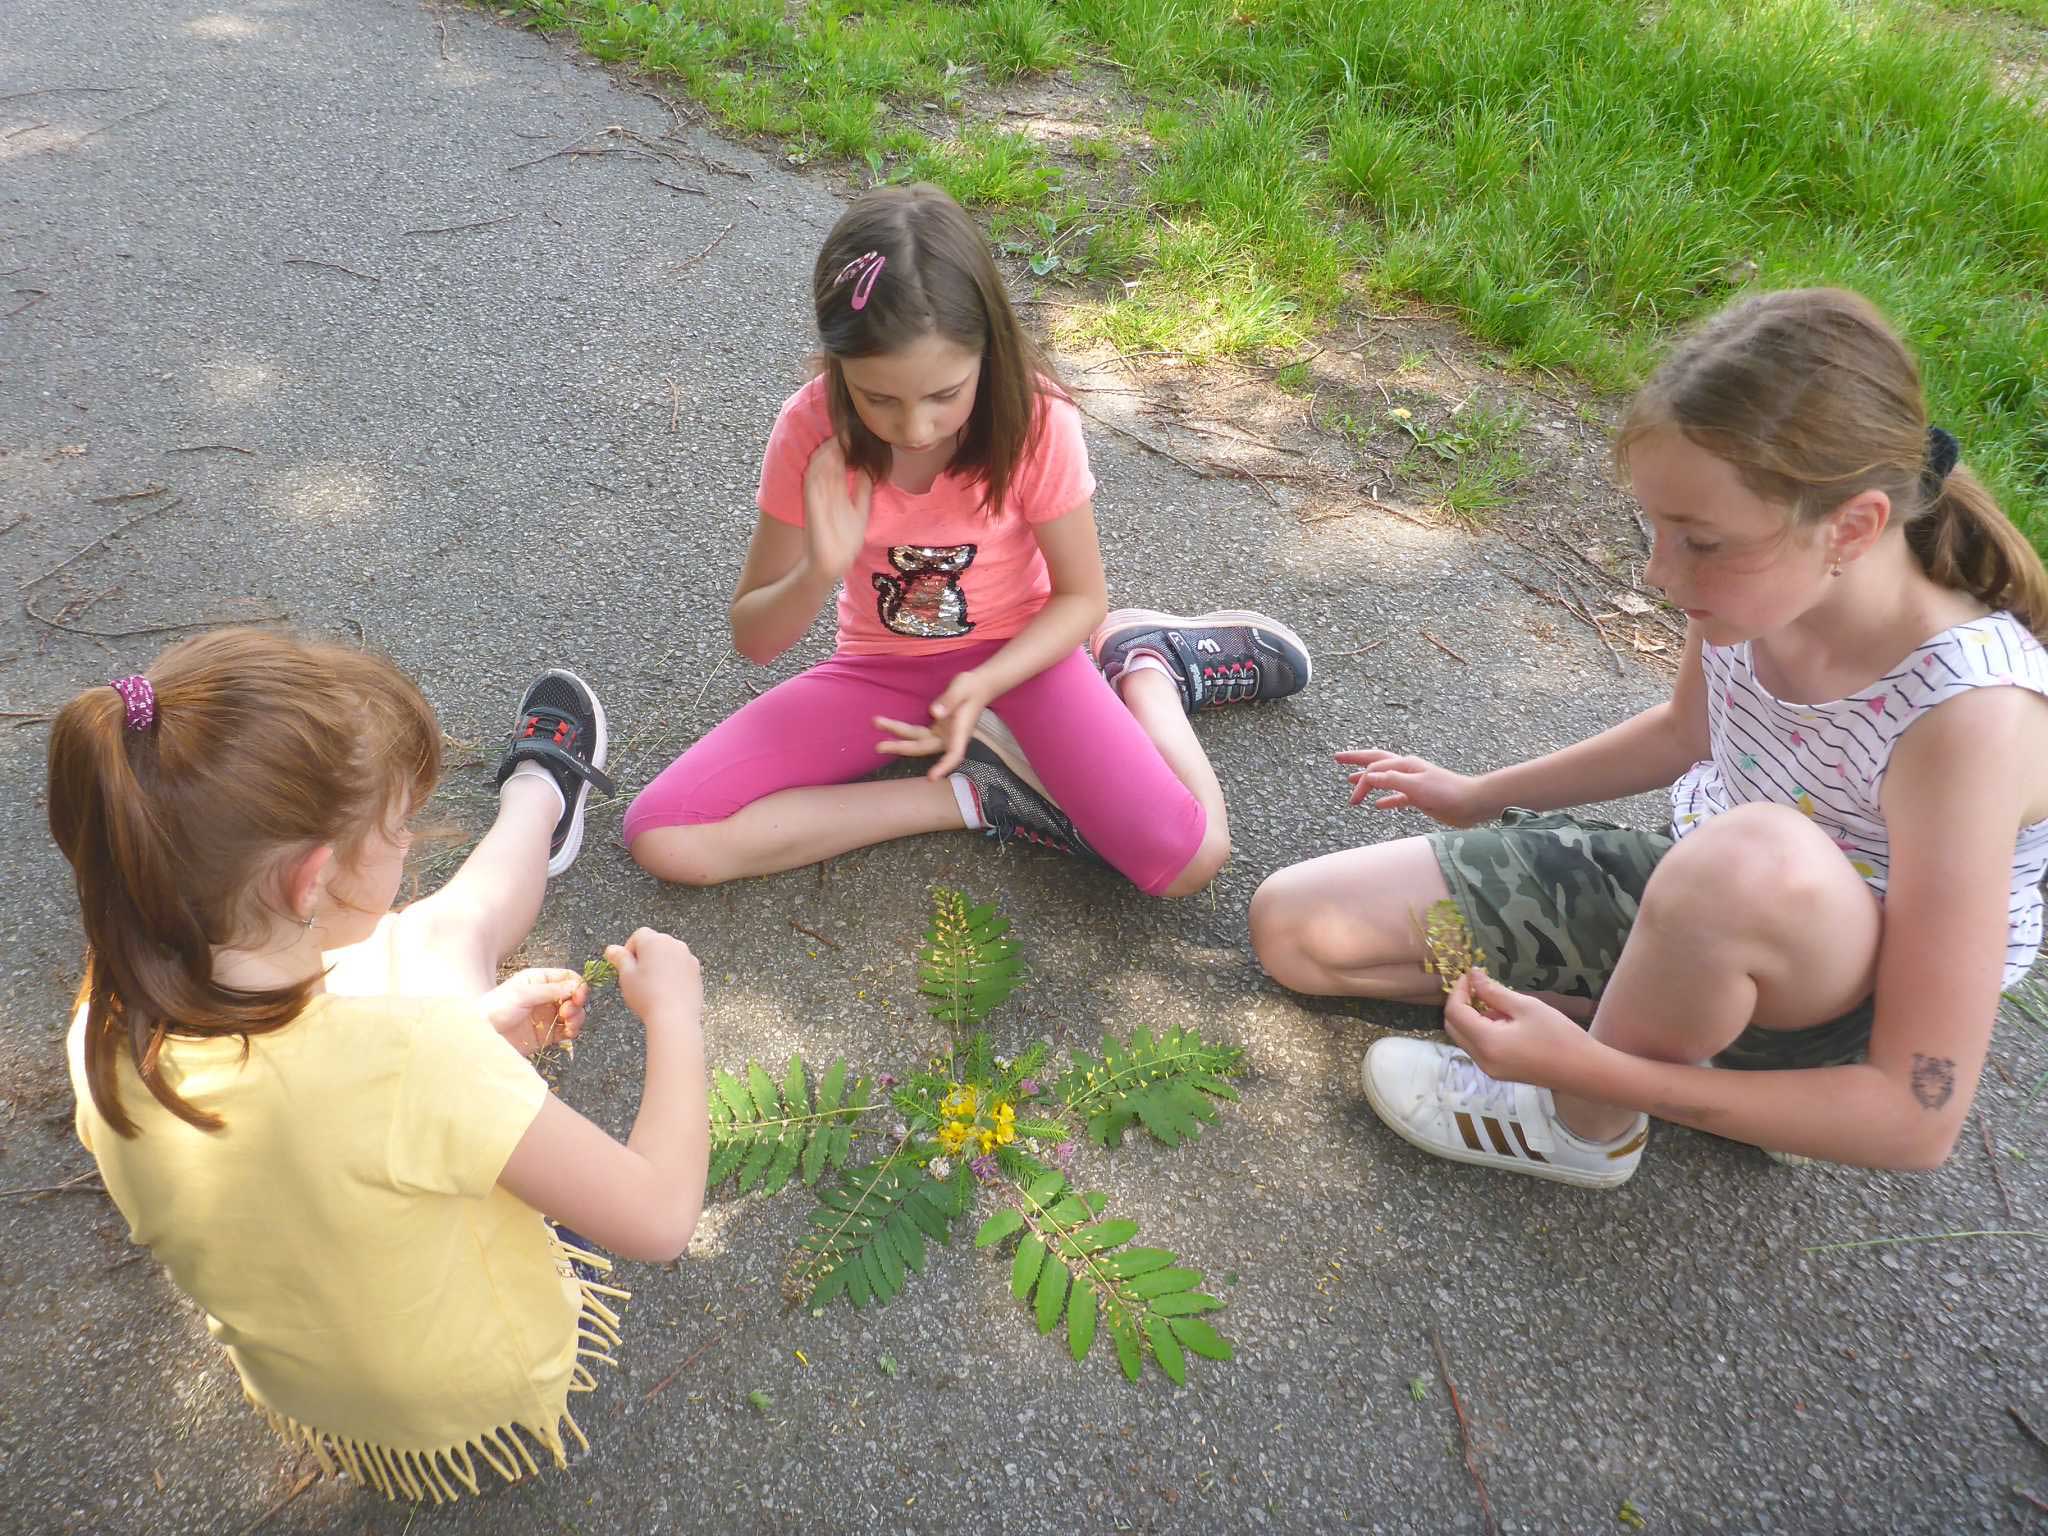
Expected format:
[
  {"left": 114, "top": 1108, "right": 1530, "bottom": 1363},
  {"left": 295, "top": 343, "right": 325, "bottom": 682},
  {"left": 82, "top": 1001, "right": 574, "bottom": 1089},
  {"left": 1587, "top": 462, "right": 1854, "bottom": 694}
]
[{"left": 511, "top": 0, "right": 2048, "bottom": 554}]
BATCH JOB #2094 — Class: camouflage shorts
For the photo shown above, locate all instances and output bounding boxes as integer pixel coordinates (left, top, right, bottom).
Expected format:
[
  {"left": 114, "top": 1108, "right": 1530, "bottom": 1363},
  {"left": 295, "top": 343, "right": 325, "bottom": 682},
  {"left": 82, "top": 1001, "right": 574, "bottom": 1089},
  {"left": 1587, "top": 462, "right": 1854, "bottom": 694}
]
[{"left": 1427, "top": 808, "right": 1873, "bottom": 1071}]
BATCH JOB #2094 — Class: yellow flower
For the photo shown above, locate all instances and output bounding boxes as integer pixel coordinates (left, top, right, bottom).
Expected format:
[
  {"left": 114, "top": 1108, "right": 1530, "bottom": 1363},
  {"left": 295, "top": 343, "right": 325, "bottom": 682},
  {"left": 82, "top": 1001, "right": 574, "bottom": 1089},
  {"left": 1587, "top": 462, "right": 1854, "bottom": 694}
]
[
  {"left": 994, "top": 1102, "right": 1015, "bottom": 1128},
  {"left": 996, "top": 1121, "right": 1016, "bottom": 1146},
  {"left": 940, "top": 1085, "right": 978, "bottom": 1122},
  {"left": 937, "top": 1121, "right": 968, "bottom": 1155},
  {"left": 977, "top": 1128, "right": 996, "bottom": 1155}
]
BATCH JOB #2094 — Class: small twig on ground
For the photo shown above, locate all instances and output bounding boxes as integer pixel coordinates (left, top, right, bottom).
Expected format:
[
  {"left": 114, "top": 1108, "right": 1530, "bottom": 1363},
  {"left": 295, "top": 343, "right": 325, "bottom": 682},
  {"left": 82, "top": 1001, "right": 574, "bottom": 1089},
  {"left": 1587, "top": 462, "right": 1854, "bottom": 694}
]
[
  {"left": 3, "top": 121, "right": 49, "bottom": 140},
  {"left": 653, "top": 177, "right": 706, "bottom": 196},
  {"left": 1803, "top": 1229, "right": 2048, "bottom": 1254},
  {"left": 3, "top": 1168, "right": 103, "bottom": 1199},
  {"left": 663, "top": 375, "right": 681, "bottom": 433},
  {"left": 0, "top": 707, "right": 52, "bottom": 720},
  {"left": 2014, "top": 1487, "right": 2048, "bottom": 1516},
  {"left": 235, "top": 1470, "right": 319, "bottom": 1536},
  {"left": 1420, "top": 628, "right": 1469, "bottom": 666},
  {"left": 2011, "top": 1405, "right": 2048, "bottom": 1458},
  {"left": 1144, "top": 411, "right": 1310, "bottom": 458},
  {"left": 1428, "top": 1327, "right": 1500, "bottom": 1536},
  {"left": 168, "top": 443, "right": 255, "bottom": 455},
  {"left": 76, "top": 98, "right": 170, "bottom": 142},
  {"left": 19, "top": 500, "right": 181, "bottom": 591},
  {"left": 1205, "top": 461, "right": 1278, "bottom": 505},
  {"left": 790, "top": 918, "right": 841, "bottom": 951},
  {"left": 88, "top": 485, "right": 167, "bottom": 506},
  {"left": 5, "top": 289, "right": 50, "bottom": 320},
  {"left": 25, "top": 592, "right": 287, "bottom": 640},
  {"left": 1982, "top": 1119, "right": 2017, "bottom": 1221},
  {"left": 1503, "top": 571, "right": 1626, "bottom": 674},
  {"left": 1076, "top": 404, "right": 1208, "bottom": 480},
  {"left": 283, "top": 257, "right": 380, "bottom": 283},
  {"left": 672, "top": 222, "right": 734, "bottom": 275},
  {"left": 428, "top": 5, "right": 451, "bottom": 61},
  {"left": 0, "top": 84, "right": 131, "bottom": 105},
  {"left": 643, "top": 1306, "right": 756, "bottom": 1402},
  {"left": 691, "top": 650, "right": 735, "bottom": 713},
  {"left": 1328, "top": 636, "right": 1388, "bottom": 658},
  {"left": 104, "top": 1250, "right": 151, "bottom": 1273},
  {"left": 0, "top": 511, "right": 27, "bottom": 534},
  {"left": 401, "top": 214, "right": 515, "bottom": 237}
]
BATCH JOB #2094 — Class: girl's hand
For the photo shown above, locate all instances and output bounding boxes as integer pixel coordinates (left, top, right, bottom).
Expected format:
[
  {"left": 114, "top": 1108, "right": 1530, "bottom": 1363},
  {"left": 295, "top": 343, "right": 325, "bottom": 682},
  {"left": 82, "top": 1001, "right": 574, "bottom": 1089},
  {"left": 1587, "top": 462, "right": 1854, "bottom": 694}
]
[
  {"left": 1442, "top": 970, "right": 1592, "bottom": 1088},
  {"left": 1337, "top": 749, "right": 1494, "bottom": 827},
  {"left": 802, "top": 440, "right": 873, "bottom": 580},
  {"left": 874, "top": 669, "right": 995, "bottom": 779},
  {"left": 481, "top": 967, "right": 588, "bottom": 1057},
  {"left": 608, "top": 929, "right": 703, "bottom": 1032}
]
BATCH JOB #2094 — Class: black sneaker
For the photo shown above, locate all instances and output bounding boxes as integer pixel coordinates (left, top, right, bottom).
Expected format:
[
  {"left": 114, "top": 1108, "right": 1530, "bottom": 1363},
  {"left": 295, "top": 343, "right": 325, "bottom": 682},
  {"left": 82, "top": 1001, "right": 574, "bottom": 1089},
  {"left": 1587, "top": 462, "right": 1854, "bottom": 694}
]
[
  {"left": 493, "top": 670, "right": 613, "bottom": 877},
  {"left": 1089, "top": 608, "right": 1312, "bottom": 714},
  {"left": 958, "top": 714, "right": 1098, "bottom": 862}
]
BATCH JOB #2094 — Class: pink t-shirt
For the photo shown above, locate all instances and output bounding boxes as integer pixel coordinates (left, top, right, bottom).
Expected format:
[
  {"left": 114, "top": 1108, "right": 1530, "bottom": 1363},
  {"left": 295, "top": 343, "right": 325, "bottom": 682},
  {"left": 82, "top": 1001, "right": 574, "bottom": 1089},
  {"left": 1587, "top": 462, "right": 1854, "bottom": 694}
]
[{"left": 757, "top": 373, "right": 1096, "bottom": 657}]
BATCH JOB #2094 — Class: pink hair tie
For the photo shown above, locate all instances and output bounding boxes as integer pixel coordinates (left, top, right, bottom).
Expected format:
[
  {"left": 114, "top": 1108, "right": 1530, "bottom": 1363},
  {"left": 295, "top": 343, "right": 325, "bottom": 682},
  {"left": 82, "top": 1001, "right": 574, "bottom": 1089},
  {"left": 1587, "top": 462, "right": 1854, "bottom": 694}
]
[
  {"left": 835, "top": 250, "right": 885, "bottom": 311},
  {"left": 109, "top": 675, "right": 156, "bottom": 732}
]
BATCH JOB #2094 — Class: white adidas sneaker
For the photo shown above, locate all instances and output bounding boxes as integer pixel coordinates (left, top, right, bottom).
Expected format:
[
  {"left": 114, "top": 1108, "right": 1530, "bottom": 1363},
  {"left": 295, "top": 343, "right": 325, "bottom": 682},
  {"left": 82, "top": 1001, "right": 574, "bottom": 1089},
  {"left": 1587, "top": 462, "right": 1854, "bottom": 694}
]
[{"left": 1361, "top": 1037, "right": 1648, "bottom": 1189}]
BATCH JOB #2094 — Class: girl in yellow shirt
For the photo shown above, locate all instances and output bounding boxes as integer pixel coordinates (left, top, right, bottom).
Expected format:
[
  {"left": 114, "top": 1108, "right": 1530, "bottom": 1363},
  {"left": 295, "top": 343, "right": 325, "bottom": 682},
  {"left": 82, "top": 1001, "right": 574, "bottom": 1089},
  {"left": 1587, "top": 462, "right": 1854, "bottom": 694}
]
[{"left": 54, "top": 628, "right": 707, "bottom": 1503}]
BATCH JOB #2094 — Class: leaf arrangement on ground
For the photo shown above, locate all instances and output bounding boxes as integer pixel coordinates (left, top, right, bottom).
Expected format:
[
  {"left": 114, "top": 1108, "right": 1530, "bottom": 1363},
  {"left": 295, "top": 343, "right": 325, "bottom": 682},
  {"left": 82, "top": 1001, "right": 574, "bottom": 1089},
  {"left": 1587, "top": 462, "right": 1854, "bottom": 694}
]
[{"left": 703, "top": 888, "right": 1245, "bottom": 1386}]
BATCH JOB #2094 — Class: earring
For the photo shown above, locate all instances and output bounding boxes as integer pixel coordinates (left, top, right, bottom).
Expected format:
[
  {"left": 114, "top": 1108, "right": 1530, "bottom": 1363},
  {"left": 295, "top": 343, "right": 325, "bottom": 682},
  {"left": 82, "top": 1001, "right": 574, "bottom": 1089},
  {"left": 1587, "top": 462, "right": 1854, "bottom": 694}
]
[
  {"left": 1828, "top": 556, "right": 1844, "bottom": 578},
  {"left": 301, "top": 909, "right": 318, "bottom": 930}
]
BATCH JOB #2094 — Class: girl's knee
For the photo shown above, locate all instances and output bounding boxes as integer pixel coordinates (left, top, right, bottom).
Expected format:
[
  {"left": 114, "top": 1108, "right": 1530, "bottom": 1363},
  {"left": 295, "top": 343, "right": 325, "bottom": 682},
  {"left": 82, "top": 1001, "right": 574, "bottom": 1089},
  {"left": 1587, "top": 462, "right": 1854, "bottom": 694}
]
[
  {"left": 1157, "top": 819, "right": 1230, "bottom": 900},
  {"left": 1248, "top": 868, "right": 1323, "bottom": 989},
  {"left": 1646, "top": 803, "right": 1844, "bottom": 928},
  {"left": 628, "top": 824, "right": 732, "bottom": 888}
]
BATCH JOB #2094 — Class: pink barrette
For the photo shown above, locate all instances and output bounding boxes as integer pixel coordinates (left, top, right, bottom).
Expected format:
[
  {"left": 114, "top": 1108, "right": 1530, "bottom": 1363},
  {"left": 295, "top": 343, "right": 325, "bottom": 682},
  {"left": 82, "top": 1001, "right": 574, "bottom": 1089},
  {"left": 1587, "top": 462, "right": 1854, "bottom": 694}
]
[
  {"left": 835, "top": 250, "right": 885, "bottom": 311},
  {"left": 110, "top": 674, "right": 156, "bottom": 732}
]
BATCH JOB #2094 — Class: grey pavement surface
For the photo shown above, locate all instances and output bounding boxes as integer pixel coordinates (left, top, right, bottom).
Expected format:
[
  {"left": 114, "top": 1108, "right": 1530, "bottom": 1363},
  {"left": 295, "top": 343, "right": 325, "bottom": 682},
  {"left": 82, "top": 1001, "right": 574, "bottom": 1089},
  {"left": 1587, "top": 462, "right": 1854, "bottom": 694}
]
[{"left": 2, "top": 2, "right": 2044, "bottom": 1532}]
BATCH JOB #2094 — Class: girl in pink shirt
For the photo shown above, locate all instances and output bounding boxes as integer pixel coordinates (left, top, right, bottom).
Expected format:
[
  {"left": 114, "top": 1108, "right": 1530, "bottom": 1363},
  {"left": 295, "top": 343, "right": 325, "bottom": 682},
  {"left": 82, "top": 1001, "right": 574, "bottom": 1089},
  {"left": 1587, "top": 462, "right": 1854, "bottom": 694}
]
[{"left": 626, "top": 184, "right": 1311, "bottom": 896}]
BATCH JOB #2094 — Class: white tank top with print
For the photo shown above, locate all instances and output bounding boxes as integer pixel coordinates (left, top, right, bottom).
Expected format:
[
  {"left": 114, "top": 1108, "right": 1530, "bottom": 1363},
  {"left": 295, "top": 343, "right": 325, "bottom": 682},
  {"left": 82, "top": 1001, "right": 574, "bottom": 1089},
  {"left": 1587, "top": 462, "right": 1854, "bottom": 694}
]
[{"left": 1670, "top": 610, "right": 2048, "bottom": 988}]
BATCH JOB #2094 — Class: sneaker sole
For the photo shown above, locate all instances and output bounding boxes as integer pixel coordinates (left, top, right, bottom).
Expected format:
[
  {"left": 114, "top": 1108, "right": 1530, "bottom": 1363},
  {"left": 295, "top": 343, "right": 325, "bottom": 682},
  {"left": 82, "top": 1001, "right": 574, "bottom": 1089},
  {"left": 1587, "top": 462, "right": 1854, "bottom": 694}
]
[
  {"left": 1358, "top": 1050, "right": 1637, "bottom": 1190},
  {"left": 969, "top": 710, "right": 1053, "bottom": 803},
  {"left": 543, "top": 670, "right": 608, "bottom": 879},
  {"left": 1091, "top": 607, "right": 1313, "bottom": 691}
]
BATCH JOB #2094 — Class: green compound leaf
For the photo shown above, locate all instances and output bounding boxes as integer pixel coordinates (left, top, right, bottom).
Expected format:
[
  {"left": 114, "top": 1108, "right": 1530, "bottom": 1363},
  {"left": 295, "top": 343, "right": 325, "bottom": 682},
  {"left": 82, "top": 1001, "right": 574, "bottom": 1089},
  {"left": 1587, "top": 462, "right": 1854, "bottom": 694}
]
[
  {"left": 977, "top": 1183, "right": 1234, "bottom": 1386},
  {"left": 788, "top": 1158, "right": 964, "bottom": 1311},
  {"left": 1056, "top": 1024, "right": 1246, "bottom": 1150},
  {"left": 706, "top": 1056, "right": 876, "bottom": 1198},
  {"left": 1168, "top": 1317, "right": 1235, "bottom": 1362},
  {"left": 919, "top": 888, "right": 1024, "bottom": 1035},
  {"left": 1011, "top": 1234, "right": 1047, "bottom": 1301},
  {"left": 1067, "top": 1277, "right": 1098, "bottom": 1361},
  {"left": 1035, "top": 1255, "right": 1069, "bottom": 1334},
  {"left": 976, "top": 1208, "right": 1025, "bottom": 1248}
]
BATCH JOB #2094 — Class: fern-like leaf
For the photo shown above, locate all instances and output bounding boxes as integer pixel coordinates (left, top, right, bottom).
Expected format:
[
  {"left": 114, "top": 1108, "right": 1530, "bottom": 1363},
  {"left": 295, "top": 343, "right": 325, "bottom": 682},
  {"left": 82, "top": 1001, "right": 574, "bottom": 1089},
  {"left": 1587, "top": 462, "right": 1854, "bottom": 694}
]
[
  {"left": 792, "top": 1158, "right": 970, "bottom": 1310},
  {"left": 1056, "top": 1024, "right": 1245, "bottom": 1149},
  {"left": 706, "top": 1056, "right": 877, "bottom": 1197},
  {"left": 919, "top": 887, "right": 1023, "bottom": 1037},
  {"left": 979, "top": 1171, "right": 1233, "bottom": 1384}
]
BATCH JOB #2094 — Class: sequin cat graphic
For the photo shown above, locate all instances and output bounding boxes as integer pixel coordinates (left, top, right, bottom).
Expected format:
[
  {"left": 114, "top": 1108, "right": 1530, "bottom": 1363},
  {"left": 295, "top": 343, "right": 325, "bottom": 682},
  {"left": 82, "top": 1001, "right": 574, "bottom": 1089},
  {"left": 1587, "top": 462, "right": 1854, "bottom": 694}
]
[{"left": 873, "top": 543, "right": 977, "bottom": 639}]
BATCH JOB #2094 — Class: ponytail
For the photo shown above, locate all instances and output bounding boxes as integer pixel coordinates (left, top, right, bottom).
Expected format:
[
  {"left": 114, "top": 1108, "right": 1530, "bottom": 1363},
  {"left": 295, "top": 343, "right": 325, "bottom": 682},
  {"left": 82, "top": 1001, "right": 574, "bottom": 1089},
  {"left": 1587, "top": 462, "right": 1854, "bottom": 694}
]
[
  {"left": 1906, "top": 465, "right": 2048, "bottom": 639},
  {"left": 47, "top": 629, "right": 439, "bottom": 1135}
]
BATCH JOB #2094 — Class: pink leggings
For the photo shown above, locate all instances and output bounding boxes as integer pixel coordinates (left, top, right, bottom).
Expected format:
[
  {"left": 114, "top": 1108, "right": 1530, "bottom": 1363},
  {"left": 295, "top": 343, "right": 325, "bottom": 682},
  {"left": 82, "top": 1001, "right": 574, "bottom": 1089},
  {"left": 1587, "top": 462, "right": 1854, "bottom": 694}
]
[{"left": 623, "top": 641, "right": 1207, "bottom": 895}]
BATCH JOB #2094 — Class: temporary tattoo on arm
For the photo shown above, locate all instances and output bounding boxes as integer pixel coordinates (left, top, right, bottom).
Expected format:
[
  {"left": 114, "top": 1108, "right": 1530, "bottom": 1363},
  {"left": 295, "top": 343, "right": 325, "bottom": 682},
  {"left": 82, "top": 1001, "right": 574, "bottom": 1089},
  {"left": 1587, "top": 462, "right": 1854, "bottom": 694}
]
[{"left": 1909, "top": 1054, "right": 1956, "bottom": 1110}]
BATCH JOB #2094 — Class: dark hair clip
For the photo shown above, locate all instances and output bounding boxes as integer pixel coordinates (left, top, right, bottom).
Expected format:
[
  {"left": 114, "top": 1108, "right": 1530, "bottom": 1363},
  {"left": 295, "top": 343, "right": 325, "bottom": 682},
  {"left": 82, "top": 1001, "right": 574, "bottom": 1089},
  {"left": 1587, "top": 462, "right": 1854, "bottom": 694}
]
[{"left": 1922, "top": 424, "right": 1960, "bottom": 498}]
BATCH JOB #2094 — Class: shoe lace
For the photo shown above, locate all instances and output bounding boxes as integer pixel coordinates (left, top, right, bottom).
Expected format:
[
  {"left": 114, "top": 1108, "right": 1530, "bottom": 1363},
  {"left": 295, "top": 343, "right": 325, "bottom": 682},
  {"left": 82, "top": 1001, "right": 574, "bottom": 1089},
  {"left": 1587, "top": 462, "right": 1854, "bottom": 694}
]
[
  {"left": 1195, "top": 658, "right": 1260, "bottom": 705},
  {"left": 1437, "top": 1051, "right": 1518, "bottom": 1115}
]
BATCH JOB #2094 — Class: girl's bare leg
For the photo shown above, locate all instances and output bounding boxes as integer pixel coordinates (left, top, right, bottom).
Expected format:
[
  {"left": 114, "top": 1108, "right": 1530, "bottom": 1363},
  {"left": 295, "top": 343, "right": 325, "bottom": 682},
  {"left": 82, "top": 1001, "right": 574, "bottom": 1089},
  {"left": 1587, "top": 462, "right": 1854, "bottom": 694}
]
[
  {"left": 1555, "top": 804, "right": 1880, "bottom": 1141},
  {"left": 629, "top": 775, "right": 964, "bottom": 887},
  {"left": 1115, "top": 668, "right": 1232, "bottom": 897},
  {"left": 326, "top": 776, "right": 559, "bottom": 996}
]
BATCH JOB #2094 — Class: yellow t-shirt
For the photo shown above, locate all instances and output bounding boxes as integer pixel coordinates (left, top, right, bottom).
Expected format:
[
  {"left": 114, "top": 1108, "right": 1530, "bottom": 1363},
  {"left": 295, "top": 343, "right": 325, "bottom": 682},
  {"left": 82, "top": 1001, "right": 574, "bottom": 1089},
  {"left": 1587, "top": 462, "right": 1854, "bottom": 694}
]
[{"left": 66, "top": 993, "right": 625, "bottom": 1503}]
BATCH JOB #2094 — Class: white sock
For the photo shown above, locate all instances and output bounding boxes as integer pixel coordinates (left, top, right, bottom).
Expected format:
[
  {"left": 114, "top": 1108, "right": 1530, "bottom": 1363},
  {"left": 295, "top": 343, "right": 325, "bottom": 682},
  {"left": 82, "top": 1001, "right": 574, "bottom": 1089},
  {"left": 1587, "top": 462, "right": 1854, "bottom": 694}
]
[
  {"left": 504, "top": 760, "right": 566, "bottom": 821},
  {"left": 949, "top": 773, "right": 984, "bottom": 830},
  {"left": 1118, "top": 650, "right": 1175, "bottom": 688}
]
